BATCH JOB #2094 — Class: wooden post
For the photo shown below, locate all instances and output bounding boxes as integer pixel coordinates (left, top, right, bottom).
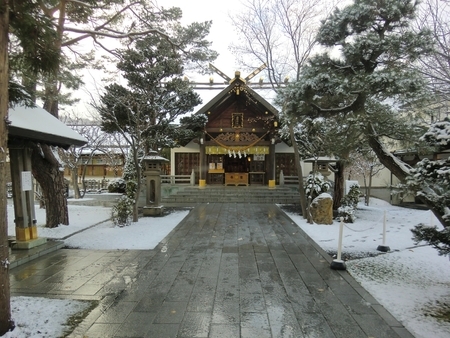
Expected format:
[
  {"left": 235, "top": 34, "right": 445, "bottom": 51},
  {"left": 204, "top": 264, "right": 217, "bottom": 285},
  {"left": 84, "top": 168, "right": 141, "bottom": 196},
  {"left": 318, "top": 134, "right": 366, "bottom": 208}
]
[
  {"left": 9, "top": 147, "right": 44, "bottom": 248},
  {"left": 9, "top": 148, "right": 30, "bottom": 241},
  {"left": 268, "top": 140, "right": 276, "bottom": 188},
  {"left": 199, "top": 136, "right": 206, "bottom": 187}
]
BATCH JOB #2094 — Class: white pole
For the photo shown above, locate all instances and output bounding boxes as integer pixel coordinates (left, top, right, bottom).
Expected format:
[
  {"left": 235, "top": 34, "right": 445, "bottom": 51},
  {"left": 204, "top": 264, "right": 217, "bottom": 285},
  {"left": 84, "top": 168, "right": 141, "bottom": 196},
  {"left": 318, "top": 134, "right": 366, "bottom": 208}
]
[
  {"left": 331, "top": 217, "right": 347, "bottom": 270},
  {"left": 377, "top": 211, "right": 390, "bottom": 252},
  {"left": 337, "top": 217, "right": 344, "bottom": 261}
]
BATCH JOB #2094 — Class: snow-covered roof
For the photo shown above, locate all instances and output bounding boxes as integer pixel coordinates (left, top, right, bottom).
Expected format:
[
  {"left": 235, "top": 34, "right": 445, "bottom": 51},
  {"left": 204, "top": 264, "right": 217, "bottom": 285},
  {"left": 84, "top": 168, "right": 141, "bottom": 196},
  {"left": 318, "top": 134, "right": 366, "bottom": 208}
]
[
  {"left": 8, "top": 104, "right": 87, "bottom": 149},
  {"left": 303, "top": 156, "right": 337, "bottom": 163},
  {"left": 142, "top": 155, "right": 169, "bottom": 162}
]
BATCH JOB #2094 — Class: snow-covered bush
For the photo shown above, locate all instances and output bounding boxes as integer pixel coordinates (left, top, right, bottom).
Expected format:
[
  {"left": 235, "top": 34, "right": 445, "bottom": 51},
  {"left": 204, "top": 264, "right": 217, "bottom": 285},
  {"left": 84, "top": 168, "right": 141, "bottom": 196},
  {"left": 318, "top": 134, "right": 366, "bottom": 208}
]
[
  {"left": 405, "top": 118, "right": 450, "bottom": 255},
  {"left": 406, "top": 118, "right": 450, "bottom": 226},
  {"left": 305, "top": 172, "right": 331, "bottom": 201},
  {"left": 111, "top": 195, "right": 133, "bottom": 227},
  {"left": 108, "top": 178, "right": 126, "bottom": 193},
  {"left": 125, "top": 180, "right": 137, "bottom": 199},
  {"left": 411, "top": 224, "right": 450, "bottom": 256},
  {"left": 337, "top": 184, "right": 361, "bottom": 223},
  {"left": 420, "top": 118, "right": 450, "bottom": 147}
]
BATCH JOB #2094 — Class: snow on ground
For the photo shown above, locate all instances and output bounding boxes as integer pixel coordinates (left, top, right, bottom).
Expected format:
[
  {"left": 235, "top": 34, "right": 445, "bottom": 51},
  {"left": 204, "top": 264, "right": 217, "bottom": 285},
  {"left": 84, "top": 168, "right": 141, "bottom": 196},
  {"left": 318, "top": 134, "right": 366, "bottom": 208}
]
[
  {"left": 6, "top": 297, "right": 90, "bottom": 338},
  {"left": 63, "top": 208, "right": 190, "bottom": 250},
  {"left": 3, "top": 198, "right": 450, "bottom": 337},
  {"left": 7, "top": 201, "right": 190, "bottom": 249},
  {"left": 284, "top": 198, "right": 450, "bottom": 338},
  {"left": 4, "top": 200, "right": 190, "bottom": 338}
]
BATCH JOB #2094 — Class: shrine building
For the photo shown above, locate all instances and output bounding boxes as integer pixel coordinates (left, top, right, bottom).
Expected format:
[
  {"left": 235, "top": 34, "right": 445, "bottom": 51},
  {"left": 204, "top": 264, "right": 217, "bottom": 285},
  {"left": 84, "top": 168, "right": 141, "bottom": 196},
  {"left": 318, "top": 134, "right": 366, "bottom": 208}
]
[{"left": 170, "top": 70, "right": 297, "bottom": 187}]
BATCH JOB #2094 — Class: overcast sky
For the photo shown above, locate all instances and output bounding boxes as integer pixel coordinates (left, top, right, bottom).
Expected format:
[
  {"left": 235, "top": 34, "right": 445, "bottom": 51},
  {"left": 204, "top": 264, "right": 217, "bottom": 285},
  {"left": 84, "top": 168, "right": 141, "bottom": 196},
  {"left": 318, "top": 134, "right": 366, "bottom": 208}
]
[
  {"left": 162, "top": 0, "right": 244, "bottom": 80},
  {"left": 69, "top": 0, "right": 247, "bottom": 117}
]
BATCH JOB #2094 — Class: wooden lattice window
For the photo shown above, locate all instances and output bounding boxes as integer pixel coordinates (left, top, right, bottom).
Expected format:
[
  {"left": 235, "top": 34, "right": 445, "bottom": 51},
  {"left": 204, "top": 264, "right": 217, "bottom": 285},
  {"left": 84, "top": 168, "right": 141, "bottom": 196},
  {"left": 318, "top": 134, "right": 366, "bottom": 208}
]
[
  {"left": 275, "top": 153, "right": 297, "bottom": 183},
  {"left": 175, "top": 153, "right": 199, "bottom": 177}
]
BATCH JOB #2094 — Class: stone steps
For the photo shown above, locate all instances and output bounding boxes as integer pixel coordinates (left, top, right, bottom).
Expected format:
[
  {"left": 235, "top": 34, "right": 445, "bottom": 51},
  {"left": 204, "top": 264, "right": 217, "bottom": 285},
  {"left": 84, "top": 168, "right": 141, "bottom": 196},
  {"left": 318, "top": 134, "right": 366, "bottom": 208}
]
[{"left": 161, "top": 186, "right": 300, "bottom": 204}]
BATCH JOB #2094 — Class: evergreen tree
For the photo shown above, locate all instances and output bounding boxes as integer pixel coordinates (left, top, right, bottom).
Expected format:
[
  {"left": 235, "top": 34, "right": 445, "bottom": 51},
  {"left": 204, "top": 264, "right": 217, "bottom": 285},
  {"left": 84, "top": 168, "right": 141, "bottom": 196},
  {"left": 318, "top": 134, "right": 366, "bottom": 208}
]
[
  {"left": 9, "top": 1, "right": 217, "bottom": 228},
  {"left": 1, "top": 1, "right": 61, "bottom": 332},
  {"left": 276, "top": 0, "right": 450, "bottom": 225},
  {"left": 97, "top": 14, "right": 216, "bottom": 222},
  {"left": 407, "top": 119, "right": 450, "bottom": 245}
]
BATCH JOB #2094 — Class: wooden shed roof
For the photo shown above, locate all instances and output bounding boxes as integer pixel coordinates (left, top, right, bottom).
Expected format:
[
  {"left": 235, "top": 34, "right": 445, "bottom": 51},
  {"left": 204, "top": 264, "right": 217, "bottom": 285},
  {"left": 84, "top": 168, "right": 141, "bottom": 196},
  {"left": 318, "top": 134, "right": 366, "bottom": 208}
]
[{"left": 8, "top": 104, "right": 87, "bottom": 149}]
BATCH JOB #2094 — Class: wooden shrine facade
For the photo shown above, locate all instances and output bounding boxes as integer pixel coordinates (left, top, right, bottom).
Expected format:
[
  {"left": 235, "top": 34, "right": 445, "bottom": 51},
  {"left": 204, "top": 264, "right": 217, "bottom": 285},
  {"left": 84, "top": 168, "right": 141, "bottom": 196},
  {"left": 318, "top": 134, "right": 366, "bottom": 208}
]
[{"left": 171, "top": 70, "right": 297, "bottom": 187}]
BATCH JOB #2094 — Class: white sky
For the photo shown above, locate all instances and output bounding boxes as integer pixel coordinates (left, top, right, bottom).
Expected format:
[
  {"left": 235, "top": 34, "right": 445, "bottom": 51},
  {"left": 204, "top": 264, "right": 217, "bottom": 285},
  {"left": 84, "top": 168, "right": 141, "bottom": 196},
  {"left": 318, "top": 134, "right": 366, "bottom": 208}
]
[
  {"left": 71, "top": 0, "right": 245, "bottom": 117},
  {"left": 161, "top": 0, "right": 243, "bottom": 80}
]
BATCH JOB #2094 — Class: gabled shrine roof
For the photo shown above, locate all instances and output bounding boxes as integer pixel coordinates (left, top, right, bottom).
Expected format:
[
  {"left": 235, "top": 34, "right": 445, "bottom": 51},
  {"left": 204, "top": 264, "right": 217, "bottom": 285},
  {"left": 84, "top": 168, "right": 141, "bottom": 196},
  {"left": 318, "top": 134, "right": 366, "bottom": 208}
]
[{"left": 195, "top": 72, "right": 278, "bottom": 118}]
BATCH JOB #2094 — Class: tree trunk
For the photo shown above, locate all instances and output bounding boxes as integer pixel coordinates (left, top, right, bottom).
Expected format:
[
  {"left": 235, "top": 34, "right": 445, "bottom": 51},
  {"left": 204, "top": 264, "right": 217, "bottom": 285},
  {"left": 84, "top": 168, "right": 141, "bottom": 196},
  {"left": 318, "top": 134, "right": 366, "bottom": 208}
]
[
  {"left": 366, "top": 125, "right": 408, "bottom": 181},
  {"left": 71, "top": 168, "right": 80, "bottom": 199},
  {"left": 366, "top": 124, "right": 449, "bottom": 227},
  {"left": 133, "top": 186, "right": 140, "bottom": 223},
  {"left": 366, "top": 166, "right": 373, "bottom": 206},
  {"left": 416, "top": 194, "right": 450, "bottom": 227},
  {"left": 31, "top": 143, "right": 69, "bottom": 227},
  {"left": 332, "top": 160, "right": 345, "bottom": 210},
  {"left": 80, "top": 163, "right": 88, "bottom": 198},
  {"left": 289, "top": 124, "right": 308, "bottom": 218},
  {"left": 0, "top": 1, "right": 13, "bottom": 334},
  {"left": 132, "top": 152, "right": 141, "bottom": 223},
  {"left": 25, "top": 71, "right": 68, "bottom": 220}
]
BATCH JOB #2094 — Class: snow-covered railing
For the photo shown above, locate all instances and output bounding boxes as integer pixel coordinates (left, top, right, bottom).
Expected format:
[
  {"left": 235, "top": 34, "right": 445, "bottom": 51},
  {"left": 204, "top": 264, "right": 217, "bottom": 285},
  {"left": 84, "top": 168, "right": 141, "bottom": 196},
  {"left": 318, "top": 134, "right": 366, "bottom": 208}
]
[
  {"left": 279, "top": 170, "right": 305, "bottom": 185},
  {"left": 161, "top": 170, "right": 195, "bottom": 186},
  {"left": 84, "top": 179, "right": 110, "bottom": 191},
  {"left": 279, "top": 170, "right": 297, "bottom": 185}
]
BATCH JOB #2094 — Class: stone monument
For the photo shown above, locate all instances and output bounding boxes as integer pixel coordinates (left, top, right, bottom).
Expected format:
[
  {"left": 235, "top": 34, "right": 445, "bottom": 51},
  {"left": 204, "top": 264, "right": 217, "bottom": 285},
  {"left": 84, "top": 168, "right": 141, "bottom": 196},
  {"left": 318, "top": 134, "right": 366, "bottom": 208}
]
[{"left": 309, "top": 193, "right": 333, "bottom": 225}]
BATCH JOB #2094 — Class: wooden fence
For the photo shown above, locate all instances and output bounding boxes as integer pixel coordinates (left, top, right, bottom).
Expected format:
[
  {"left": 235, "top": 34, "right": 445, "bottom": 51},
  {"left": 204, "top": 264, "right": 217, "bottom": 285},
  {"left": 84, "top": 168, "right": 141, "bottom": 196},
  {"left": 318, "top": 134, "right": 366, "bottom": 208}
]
[{"left": 161, "top": 170, "right": 195, "bottom": 185}]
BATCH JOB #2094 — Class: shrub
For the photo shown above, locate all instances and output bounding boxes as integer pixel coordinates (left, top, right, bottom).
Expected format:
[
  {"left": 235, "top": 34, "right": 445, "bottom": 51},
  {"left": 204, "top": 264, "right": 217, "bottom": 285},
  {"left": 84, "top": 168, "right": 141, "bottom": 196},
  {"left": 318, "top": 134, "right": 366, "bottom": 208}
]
[
  {"left": 305, "top": 172, "right": 332, "bottom": 200},
  {"left": 108, "top": 178, "right": 126, "bottom": 193},
  {"left": 111, "top": 195, "right": 133, "bottom": 227},
  {"left": 125, "top": 180, "right": 137, "bottom": 199},
  {"left": 337, "top": 184, "right": 361, "bottom": 223}
]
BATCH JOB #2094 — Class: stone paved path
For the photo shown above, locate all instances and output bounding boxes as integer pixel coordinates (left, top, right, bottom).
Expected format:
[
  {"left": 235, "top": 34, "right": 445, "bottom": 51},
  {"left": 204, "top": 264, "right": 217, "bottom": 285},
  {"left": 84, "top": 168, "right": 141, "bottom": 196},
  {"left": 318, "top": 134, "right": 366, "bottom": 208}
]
[{"left": 10, "top": 203, "right": 414, "bottom": 338}]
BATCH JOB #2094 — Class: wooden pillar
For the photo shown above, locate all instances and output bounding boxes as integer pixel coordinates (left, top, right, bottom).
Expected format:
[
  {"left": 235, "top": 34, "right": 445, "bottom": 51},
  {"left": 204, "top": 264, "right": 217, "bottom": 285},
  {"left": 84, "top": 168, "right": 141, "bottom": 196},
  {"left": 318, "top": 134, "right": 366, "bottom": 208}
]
[
  {"left": 268, "top": 139, "right": 276, "bottom": 188},
  {"left": 199, "top": 135, "right": 207, "bottom": 187},
  {"left": 9, "top": 147, "right": 37, "bottom": 242}
]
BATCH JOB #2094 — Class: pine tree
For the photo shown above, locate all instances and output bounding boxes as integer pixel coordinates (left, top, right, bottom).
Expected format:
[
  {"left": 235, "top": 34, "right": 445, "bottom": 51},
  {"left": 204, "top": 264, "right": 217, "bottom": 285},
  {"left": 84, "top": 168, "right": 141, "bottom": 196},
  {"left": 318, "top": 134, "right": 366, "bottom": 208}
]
[
  {"left": 276, "top": 0, "right": 450, "bottom": 225},
  {"left": 407, "top": 119, "right": 450, "bottom": 232},
  {"left": 97, "top": 13, "right": 216, "bottom": 222}
]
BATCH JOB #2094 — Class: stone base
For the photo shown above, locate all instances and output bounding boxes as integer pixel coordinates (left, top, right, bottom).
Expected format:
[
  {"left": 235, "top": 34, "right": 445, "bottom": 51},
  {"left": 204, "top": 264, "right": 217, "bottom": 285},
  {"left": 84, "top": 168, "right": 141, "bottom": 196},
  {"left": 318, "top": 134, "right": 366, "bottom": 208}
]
[
  {"left": 14, "top": 237, "right": 47, "bottom": 250},
  {"left": 377, "top": 245, "right": 390, "bottom": 252},
  {"left": 143, "top": 206, "right": 165, "bottom": 217},
  {"left": 330, "top": 259, "right": 347, "bottom": 270}
]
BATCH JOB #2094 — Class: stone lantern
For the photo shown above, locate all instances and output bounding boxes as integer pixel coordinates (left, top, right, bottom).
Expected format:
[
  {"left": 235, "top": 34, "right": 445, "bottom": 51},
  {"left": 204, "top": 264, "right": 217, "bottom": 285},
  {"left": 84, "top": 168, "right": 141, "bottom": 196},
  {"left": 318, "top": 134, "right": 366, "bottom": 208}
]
[
  {"left": 142, "top": 150, "right": 169, "bottom": 216},
  {"left": 304, "top": 156, "right": 336, "bottom": 177}
]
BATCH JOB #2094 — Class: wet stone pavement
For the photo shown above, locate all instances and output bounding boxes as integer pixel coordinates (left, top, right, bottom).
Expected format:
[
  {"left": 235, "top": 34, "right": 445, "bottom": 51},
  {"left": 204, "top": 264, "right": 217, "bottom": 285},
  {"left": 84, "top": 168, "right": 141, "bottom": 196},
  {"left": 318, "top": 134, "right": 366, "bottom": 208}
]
[{"left": 9, "top": 203, "right": 414, "bottom": 338}]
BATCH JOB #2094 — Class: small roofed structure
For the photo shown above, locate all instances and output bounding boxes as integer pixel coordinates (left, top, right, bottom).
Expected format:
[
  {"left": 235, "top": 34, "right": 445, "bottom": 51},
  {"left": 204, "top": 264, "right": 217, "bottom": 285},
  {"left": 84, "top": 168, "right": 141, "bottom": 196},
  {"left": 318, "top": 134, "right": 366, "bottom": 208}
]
[
  {"left": 303, "top": 156, "right": 337, "bottom": 177},
  {"left": 8, "top": 104, "right": 87, "bottom": 249}
]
